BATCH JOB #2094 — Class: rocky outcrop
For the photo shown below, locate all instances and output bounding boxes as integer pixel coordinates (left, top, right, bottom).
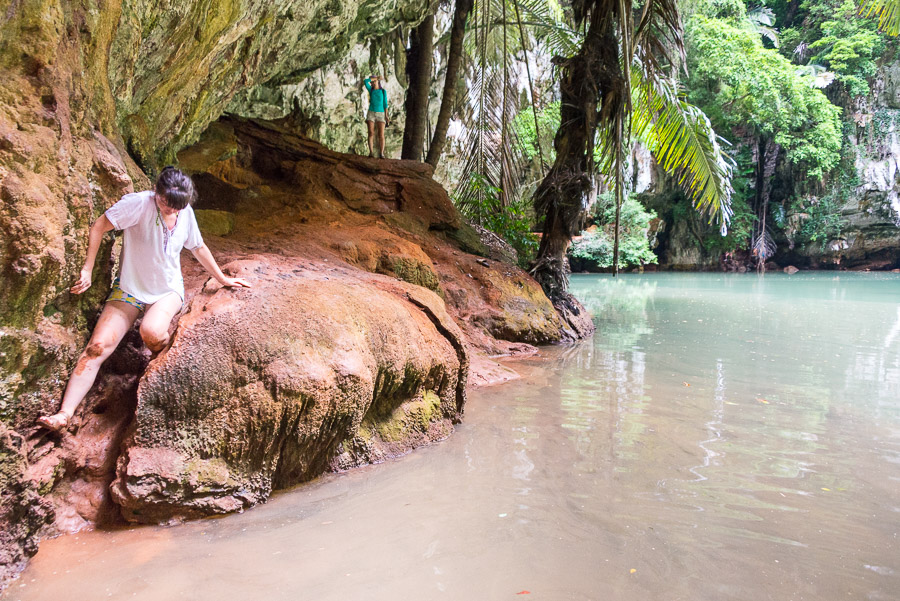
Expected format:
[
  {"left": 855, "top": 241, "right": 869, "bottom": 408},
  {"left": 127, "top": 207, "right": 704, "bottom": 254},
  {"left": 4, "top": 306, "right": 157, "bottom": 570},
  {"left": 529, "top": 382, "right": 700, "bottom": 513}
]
[
  {"left": 0, "top": 0, "right": 593, "bottom": 586},
  {"left": 0, "top": 113, "right": 583, "bottom": 586},
  {"left": 111, "top": 261, "right": 466, "bottom": 522}
]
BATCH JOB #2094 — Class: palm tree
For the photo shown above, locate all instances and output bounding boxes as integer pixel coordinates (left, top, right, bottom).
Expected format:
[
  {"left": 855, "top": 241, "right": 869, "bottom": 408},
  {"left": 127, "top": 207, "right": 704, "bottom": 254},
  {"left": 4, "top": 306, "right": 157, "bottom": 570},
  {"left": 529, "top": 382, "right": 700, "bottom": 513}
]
[{"left": 530, "top": 0, "right": 733, "bottom": 321}]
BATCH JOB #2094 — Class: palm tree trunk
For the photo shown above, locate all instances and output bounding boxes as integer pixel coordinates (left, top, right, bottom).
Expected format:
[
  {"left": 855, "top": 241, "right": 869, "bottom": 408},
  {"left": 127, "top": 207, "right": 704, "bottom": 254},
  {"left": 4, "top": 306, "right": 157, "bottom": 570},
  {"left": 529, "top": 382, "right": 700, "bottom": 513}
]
[
  {"left": 426, "top": 0, "right": 474, "bottom": 168},
  {"left": 402, "top": 10, "right": 435, "bottom": 161},
  {"left": 530, "top": 7, "right": 623, "bottom": 299}
]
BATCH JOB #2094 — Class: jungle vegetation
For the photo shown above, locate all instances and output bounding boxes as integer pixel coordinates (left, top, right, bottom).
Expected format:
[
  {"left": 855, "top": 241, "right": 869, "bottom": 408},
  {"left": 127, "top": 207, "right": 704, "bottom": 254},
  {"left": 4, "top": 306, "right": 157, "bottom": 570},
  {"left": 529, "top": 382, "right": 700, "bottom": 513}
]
[{"left": 399, "top": 0, "right": 899, "bottom": 301}]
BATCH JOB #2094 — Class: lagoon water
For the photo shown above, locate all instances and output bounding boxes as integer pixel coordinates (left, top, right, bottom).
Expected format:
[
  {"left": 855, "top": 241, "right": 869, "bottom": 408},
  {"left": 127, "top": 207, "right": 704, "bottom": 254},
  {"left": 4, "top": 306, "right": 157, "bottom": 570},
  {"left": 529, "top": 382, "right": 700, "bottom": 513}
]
[{"left": 8, "top": 273, "right": 900, "bottom": 600}]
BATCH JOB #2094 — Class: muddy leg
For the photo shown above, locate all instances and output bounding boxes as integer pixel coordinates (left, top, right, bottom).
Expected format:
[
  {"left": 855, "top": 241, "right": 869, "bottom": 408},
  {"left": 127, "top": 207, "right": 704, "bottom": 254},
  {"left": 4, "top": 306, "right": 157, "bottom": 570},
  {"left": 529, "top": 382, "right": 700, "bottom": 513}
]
[
  {"left": 139, "top": 292, "right": 183, "bottom": 352},
  {"left": 54, "top": 301, "right": 141, "bottom": 421}
]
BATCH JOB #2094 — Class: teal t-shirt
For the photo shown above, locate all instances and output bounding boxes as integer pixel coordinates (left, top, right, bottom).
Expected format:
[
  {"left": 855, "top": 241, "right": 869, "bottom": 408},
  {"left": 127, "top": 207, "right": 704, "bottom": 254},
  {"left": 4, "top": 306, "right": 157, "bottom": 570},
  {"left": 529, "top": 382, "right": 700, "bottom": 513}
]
[{"left": 364, "top": 79, "right": 388, "bottom": 113}]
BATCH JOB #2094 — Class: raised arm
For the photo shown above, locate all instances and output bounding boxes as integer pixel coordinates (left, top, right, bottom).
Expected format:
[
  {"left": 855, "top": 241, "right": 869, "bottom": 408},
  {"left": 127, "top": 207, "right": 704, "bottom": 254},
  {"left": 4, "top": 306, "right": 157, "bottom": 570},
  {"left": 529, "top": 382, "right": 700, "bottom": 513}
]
[
  {"left": 189, "top": 244, "right": 252, "bottom": 288},
  {"left": 364, "top": 77, "right": 373, "bottom": 91},
  {"left": 71, "top": 214, "right": 115, "bottom": 294}
]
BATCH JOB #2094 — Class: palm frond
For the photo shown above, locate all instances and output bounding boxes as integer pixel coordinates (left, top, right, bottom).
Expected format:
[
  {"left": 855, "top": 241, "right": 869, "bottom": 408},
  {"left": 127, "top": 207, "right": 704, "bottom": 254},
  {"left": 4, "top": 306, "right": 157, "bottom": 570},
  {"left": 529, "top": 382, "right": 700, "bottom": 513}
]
[
  {"left": 751, "top": 228, "right": 776, "bottom": 263},
  {"left": 630, "top": 71, "right": 734, "bottom": 225},
  {"left": 454, "top": 65, "right": 526, "bottom": 214},
  {"left": 633, "top": 0, "right": 685, "bottom": 76},
  {"left": 747, "top": 6, "right": 779, "bottom": 47},
  {"left": 517, "top": 0, "right": 581, "bottom": 58},
  {"left": 859, "top": 0, "right": 900, "bottom": 36}
]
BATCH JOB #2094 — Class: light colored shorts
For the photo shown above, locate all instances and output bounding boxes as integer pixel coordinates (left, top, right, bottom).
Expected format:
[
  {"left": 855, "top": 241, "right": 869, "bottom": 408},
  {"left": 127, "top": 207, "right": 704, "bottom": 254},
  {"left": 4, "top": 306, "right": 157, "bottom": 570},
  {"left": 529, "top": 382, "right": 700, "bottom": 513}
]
[
  {"left": 107, "top": 278, "right": 147, "bottom": 312},
  {"left": 366, "top": 110, "right": 386, "bottom": 123}
]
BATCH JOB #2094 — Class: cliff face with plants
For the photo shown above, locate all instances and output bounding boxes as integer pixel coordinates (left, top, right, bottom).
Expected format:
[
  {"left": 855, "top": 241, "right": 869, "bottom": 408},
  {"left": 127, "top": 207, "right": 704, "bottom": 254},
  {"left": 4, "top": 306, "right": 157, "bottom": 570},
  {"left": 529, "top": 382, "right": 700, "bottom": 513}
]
[
  {"left": 638, "top": 1, "right": 900, "bottom": 272},
  {"left": 647, "top": 53, "right": 900, "bottom": 271},
  {"left": 0, "top": 0, "right": 591, "bottom": 589}
]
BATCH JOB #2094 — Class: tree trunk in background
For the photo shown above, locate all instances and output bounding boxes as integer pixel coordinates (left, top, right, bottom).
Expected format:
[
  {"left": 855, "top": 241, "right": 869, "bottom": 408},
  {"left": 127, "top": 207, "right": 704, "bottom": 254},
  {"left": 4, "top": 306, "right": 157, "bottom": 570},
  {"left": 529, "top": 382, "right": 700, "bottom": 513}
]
[
  {"left": 426, "top": 0, "right": 473, "bottom": 168},
  {"left": 751, "top": 136, "right": 780, "bottom": 270},
  {"left": 782, "top": 0, "right": 801, "bottom": 29},
  {"left": 402, "top": 10, "right": 435, "bottom": 161},
  {"left": 530, "top": 9, "right": 622, "bottom": 301}
]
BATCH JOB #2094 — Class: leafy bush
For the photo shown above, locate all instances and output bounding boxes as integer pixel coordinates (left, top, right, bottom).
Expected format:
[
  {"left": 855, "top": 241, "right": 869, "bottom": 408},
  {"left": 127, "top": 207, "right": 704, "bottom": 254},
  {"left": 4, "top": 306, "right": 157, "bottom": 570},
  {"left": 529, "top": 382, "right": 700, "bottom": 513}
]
[
  {"left": 779, "top": 0, "right": 889, "bottom": 99},
  {"left": 569, "top": 194, "right": 658, "bottom": 270},
  {"left": 453, "top": 173, "right": 538, "bottom": 266},
  {"left": 789, "top": 194, "right": 845, "bottom": 245}
]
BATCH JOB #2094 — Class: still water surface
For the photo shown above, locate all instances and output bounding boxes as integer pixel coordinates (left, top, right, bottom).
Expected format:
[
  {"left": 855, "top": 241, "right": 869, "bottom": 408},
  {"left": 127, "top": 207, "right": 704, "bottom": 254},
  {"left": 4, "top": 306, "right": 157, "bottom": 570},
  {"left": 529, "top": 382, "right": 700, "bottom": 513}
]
[{"left": 9, "top": 273, "right": 900, "bottom": 600}]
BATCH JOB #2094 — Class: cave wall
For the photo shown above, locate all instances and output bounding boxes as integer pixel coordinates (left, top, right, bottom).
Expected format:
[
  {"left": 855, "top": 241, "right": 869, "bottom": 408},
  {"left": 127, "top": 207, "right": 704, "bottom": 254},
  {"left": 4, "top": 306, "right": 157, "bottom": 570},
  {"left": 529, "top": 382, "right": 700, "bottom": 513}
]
[{"left": 228, "top": 35, "right": 410, "bottom": 156}]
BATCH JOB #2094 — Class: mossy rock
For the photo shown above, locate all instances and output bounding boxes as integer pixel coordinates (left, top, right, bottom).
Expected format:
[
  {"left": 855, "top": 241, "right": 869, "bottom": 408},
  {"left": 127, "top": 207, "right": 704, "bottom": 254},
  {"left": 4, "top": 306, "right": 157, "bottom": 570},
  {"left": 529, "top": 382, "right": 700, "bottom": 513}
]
[
  {"left": 444, "top": 223, "right": 489, "bottom": 257},
  {"left": 195, "top": 210, "right": 235, "bottom": 236},
  {"left": 372, "top": 389, "right": 443, "bottom": 442},
  {"left": 380, "top": 256, "right": 441, "bottom": 294}
]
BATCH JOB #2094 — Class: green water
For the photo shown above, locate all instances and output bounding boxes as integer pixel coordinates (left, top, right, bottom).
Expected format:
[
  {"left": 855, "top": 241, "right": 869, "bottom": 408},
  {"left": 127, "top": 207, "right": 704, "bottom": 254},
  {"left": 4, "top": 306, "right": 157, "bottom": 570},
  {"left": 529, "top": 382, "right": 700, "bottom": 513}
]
[{"left": 8, "top": 272, "right": 900, "bottom": 600}]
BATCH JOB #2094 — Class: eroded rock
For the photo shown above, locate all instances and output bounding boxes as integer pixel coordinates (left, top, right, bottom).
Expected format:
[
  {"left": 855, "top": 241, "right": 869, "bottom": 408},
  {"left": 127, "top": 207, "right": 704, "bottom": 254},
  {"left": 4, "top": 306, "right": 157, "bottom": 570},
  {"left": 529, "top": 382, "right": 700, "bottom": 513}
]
[{"left": 111, "top": 260, "right": 465, "bottom": 522}]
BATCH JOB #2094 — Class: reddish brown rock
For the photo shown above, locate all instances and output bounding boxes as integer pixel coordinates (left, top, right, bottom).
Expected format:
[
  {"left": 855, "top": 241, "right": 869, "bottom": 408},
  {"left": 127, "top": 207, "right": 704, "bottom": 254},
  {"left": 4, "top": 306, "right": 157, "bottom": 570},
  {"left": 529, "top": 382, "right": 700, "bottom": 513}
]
[
  {"left": 0, "top": 115, "right": 593, "bottom": 586},
  {"left": 111, "top": 259, "right": 466, "bottom": 522}
]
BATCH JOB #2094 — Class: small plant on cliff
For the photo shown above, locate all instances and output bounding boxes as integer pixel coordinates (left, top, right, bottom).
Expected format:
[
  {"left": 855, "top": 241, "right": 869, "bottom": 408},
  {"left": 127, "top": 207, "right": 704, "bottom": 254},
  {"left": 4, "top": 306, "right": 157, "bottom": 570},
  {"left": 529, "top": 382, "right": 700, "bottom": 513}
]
[
  {"left": 453, "top": 173, "right": 538, "bottom": 266},
  {"left": 777, "top": 0, "right": 888, "bottom": 98},
  {"left": 784, "top": 193, "right": 846, "bottom": 246}
]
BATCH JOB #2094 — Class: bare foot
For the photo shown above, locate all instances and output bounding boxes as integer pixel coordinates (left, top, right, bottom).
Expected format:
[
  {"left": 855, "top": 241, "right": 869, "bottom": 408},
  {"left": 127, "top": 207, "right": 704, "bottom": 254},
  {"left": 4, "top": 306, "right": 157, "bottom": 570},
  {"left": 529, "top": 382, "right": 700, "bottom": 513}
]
[{"left": 37, "top": 412, "right": 70, "bottom": 433}]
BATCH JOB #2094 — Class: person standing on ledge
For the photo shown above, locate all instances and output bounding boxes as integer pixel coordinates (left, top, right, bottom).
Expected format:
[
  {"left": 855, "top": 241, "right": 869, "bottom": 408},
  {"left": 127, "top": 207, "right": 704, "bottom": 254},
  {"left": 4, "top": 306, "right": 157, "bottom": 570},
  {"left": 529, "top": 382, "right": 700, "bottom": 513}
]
[
  {"left": 364, "top": 74, "right": 390, "bottom": 158},
  {"left": 37, "top": 167, "right": 251, "bottom": 433}
]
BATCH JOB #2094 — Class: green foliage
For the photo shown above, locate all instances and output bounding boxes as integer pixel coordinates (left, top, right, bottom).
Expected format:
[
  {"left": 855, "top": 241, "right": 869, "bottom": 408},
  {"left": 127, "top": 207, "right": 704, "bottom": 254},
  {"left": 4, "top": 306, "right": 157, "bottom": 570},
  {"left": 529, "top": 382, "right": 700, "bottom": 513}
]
[
  {"left": 629, "top": 71, "right": 735, "bottom": 225},
  {"left": 808, "top": 1, "right": 885, "bottom": 97},
  {"left": 791, "top": 194, "right": 845, "bottom": 244},
  {"left": 778, "top": 0, "right": 891, "bottom": 98},
  {"left": 453, "top": 173, "right": 538, "bottom": 266},
  {"left": 569, "top": 194, "right": 658, "bottom": 269},
  {"left": 686, "top": 14, "right": 843, "bottom": 179},
  {"left": 512, "top": 101, "right": 560, "bottom": 164},
  {"left": 690, "top": 0, "right": 747, "bottom": 20}
]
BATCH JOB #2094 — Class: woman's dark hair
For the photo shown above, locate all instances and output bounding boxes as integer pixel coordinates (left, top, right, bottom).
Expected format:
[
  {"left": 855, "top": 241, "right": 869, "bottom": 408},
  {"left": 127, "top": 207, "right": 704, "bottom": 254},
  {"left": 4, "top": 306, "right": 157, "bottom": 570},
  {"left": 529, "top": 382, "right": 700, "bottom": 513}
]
[{"left": 155, "top": 166, "right": 197, "bottom": 210}]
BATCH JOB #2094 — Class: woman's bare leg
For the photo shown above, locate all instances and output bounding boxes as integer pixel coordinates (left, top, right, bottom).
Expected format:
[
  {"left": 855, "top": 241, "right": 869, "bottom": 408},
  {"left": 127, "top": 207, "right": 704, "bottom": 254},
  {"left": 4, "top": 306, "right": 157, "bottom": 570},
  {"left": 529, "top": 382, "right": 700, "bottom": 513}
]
[
  {"left": 54, "top": 301, "right": 141, "bottom": 421},
  {"left": 376, "top": 121, "right": 386, "bottom": 158},
  {"left": 366, "top": 120, "right": 375, "bottom": 156},
  {"left": 139, "top": 292, "right": 183, "bottom": 352}
]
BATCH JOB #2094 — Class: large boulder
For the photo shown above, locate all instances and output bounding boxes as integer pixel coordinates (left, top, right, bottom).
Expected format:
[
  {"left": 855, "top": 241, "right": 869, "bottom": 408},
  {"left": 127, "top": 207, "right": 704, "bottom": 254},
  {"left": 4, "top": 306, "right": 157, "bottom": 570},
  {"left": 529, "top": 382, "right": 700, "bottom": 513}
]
[{"left": 111, "top": 259, "right": 466, "bottom": 522}]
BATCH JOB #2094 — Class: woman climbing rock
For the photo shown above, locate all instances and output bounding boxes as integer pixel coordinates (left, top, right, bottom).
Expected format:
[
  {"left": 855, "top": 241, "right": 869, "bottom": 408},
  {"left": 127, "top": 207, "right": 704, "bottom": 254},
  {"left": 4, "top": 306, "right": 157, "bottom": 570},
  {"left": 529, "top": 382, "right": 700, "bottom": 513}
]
[
  {"left": 364, "top": 74, "right": 390, "bottom": 158},
  {"left": 36, "top": 167, "right": 251, "bottom": 432}
]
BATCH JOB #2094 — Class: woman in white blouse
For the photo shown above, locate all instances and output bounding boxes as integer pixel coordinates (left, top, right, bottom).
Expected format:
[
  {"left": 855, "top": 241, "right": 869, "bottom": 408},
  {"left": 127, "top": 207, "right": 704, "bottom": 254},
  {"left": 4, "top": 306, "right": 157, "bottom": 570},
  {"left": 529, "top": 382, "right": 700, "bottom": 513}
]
[{"left": 37, "top": 167, "right": 250, "bottom": 432}]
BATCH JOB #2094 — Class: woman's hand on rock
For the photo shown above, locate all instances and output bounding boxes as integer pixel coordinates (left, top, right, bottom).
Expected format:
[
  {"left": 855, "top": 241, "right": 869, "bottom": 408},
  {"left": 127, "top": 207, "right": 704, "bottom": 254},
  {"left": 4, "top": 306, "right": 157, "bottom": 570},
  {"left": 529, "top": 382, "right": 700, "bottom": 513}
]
[
  {"left": 221, "top": 277, "right": 252, "bottom": 288},
  {"left": 70, "top": 267, "right": 92, "bottom": 294}
]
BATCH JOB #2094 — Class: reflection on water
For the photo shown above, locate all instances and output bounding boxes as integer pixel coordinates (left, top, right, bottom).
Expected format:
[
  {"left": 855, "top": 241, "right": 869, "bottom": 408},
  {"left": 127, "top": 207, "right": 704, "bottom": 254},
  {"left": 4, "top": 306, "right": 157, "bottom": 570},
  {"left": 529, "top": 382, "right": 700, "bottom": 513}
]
[{"left": 9, "top": 273, "right": 900, "bottom": 601}]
